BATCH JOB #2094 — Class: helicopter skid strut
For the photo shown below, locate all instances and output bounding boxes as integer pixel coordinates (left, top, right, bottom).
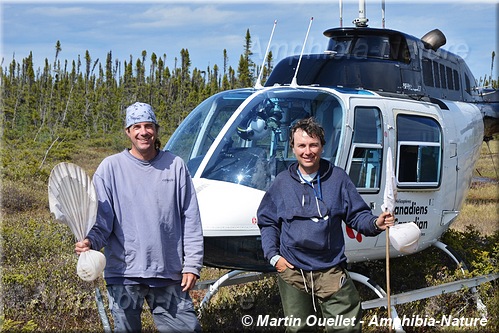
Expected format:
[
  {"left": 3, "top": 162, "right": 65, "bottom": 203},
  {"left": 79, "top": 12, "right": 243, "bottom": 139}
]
[{"left": 195, "top": 241, "right": 498, "bottom": 332}]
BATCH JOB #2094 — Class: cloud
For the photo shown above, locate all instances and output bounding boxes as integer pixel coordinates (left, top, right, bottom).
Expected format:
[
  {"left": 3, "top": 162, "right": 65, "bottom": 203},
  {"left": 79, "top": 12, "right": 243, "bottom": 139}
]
[
  {"left": 27, "top": 5, "right": 101, "bottom": 17},
  {"left": 132, "top": 5, "right": 241, "bottom": 28}
]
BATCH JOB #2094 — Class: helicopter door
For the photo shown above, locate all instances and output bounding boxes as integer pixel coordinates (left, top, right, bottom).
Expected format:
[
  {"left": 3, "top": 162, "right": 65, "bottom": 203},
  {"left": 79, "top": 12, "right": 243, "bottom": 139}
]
[
  {"left": 347, "top": 106, "right": 383, "bottom": 193},
  {"left": 439, "top": 111, "right": 459, "bottom": 212},
  {"left": 345, "top": 105, "right": 384, "bottom": 251}
]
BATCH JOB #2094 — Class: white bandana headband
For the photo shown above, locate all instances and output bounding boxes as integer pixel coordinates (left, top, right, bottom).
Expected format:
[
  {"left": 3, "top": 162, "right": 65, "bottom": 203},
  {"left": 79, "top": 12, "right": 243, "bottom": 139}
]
[{"left": 125, "top": 102, "right": 158, "bottom": 128}]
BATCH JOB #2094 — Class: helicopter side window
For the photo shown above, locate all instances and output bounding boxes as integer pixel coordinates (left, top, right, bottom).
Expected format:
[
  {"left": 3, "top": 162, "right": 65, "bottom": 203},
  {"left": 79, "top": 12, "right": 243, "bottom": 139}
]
[
  {"left": 464, "top": 74, "right": 471, "bottom": 96},
  {"left": 446, "top": 66, "right": 454, "bottom": 90},
  {"left": 351, "top": 36, "right": 396, "bottom": 60},
  {"left": 397, "top": 115, "right": 441, "bottom": 187},
  {"left": 327, "top": 37, "right": 352, "bottom": 56},
  {"left": 389, "top": 34, "right": 411, "bottom": 64},
  {"left": 439, "top": 63, "right": 447, "bottom": 89},
  {"left": 327, "top": 33, "right": 410, "bottom": 64},
  {"left": 433, "top": 61, "right": 441, "bottom": 88},
  {"left": 347, "top": 107, "right": 382, "bottom": 193},
  {"left": 453, "top": 70, "right": 460, "bottom": 91},
  {"left": 315, "top": 103, "right": 343, "bottom": 163},
  {"left": 352, "top": 36, "right": 382, "bottom": 59},
  {"left": 422, "top": 58, "right": 434, "bottom": 87}
]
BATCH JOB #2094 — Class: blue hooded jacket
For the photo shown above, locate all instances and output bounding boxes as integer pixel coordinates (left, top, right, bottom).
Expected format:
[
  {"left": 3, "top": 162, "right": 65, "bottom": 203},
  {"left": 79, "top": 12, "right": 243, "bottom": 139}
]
[{"left": 257, "top": 159, "right": 381, "bottom": 271}]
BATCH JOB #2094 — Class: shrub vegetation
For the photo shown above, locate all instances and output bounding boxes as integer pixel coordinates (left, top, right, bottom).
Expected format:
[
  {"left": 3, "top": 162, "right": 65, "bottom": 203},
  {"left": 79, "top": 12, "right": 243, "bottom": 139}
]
[{"left": 1, "top": 138, "right": 497, "bottom": 332}]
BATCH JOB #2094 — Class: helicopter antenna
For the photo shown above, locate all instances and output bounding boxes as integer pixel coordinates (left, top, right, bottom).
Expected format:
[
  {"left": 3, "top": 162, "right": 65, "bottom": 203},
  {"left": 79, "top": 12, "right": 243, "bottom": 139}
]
[
  {"left": 382, "top": 0, "right": 386, "bottom": 28},
  {"left": 491, "top": 51, "right": 495, "bottom": 83},
  {"left": 291, "top": 17, "right": 314, "bottom": 88},
  {"left": 353, "top": 0, "right": 368, "bottom": 27},
  {"left": 255, "top": 20, "right": 278, "bottom": 89},
  {"left": 339, "top": 0, "right": 343, "bottom": 27}
]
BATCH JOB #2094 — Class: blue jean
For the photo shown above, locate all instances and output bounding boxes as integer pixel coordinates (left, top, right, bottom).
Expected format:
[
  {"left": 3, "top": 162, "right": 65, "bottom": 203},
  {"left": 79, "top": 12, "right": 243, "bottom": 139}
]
[{"left": 107, "top": 284, "right": 202, "bottom": 333}]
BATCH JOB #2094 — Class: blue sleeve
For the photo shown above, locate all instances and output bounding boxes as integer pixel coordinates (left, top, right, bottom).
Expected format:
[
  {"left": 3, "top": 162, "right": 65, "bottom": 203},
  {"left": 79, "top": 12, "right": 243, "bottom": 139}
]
[
  {"left": 342, "top": 177, "right": 381, "bottom": 236},
  {"left": 257, "top": 191, "right": 282, "bottom": 262}
]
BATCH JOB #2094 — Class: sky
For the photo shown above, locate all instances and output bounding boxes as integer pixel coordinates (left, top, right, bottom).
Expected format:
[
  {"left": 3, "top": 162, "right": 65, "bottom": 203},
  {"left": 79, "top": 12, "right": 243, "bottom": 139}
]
[{"left": 1, "top": 0, "right": 497, "bottom": 83}]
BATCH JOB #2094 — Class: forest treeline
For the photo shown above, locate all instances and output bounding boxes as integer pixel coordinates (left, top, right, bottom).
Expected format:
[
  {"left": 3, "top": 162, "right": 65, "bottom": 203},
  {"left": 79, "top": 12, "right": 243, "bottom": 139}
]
[
  {"left": 0, "top": 30, "right": 273, "bottom": 146},
  {"left": 1, "top": 30, "right": 496, "bottom": 158}
]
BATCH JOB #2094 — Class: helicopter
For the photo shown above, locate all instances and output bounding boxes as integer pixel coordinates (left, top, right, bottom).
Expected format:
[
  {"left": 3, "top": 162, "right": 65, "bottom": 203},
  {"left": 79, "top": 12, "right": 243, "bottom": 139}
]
[{"left": 163, "top": 1, "right": 498, "bottom": 330}]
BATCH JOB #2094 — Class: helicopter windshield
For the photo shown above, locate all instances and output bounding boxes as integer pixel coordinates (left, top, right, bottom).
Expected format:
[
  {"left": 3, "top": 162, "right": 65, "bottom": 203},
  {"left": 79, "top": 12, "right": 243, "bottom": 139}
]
[
  {"left": 165, "top": 89, "right": 255, "bottom": 174},
  {"left": 200, "top": 87, "right": 344, "bottom": 191}
]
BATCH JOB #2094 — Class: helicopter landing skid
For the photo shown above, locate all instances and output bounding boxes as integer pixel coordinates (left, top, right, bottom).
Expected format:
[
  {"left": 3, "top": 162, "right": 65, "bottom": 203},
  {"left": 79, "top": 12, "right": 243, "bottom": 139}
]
[
  {"left": 196, "top": 270, "right": 269, "bottom": 314},
  {"left": 433, "top": 240, "right": 488, "bottom": 316},
  {"left": 359, "top": 240, "right": 498, "bottom": 332},
  {"left": 349, "top": 271, "right": 405, "bottom": 332},
  {"left": 194, "top": 269, "right": 406, "bottom": 331},
  {"left": 194, "top": 242, "right": 498, "bottom": 332}
]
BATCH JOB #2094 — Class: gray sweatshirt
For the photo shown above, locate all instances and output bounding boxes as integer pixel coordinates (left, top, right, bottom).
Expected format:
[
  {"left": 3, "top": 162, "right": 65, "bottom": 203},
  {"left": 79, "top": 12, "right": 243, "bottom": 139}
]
[{"left": 87, "top": 149, "right": 204, "bottom": 283}]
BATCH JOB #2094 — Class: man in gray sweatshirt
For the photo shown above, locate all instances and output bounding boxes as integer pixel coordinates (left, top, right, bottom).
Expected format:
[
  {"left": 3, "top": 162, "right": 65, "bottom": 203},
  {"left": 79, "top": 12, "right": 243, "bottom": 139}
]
[{"left": 75, "top": 102, "right": 204, "bottom": 333}]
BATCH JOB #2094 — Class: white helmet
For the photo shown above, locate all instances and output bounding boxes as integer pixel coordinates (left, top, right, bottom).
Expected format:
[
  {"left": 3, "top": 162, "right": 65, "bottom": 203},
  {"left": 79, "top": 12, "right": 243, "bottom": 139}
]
[
  {"left": 248, "top": 118, "right": 269, "bottom": 140},
  {"left": 237, "top": 117, "right": 269, "bottom": 141}
]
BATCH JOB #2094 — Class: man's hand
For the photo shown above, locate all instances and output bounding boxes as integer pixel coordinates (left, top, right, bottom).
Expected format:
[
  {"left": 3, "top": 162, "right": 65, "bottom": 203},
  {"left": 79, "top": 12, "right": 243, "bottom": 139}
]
[
  {"left": 181, "top": 273, "right": 198, "bottom": 291},
  {"left": 376, "top": 211, "right": 395, "bottom": 230},
  {"left": 275, "top": 257, "right": 294, "bottom": 273},
  {"left": 75, "top": 238, "right": 91, "bottom": 255}
]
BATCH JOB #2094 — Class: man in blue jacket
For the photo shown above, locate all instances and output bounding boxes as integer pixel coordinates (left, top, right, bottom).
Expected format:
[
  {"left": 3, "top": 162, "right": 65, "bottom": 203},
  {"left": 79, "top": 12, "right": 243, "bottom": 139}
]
[
  {"left": 257, "top": 117, "right": 394, "bottom": 332},
  {"left": 75, "top": 102, "right": 203, "bottom": 333}
]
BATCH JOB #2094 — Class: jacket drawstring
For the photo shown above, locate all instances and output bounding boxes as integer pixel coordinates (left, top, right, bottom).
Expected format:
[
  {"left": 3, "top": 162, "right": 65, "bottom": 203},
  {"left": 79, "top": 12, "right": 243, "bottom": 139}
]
[
  {"left": 310, "top": 271, "right": 317, "bottom": 312},
  {"left": 300, "top": 269, "right": 308, "bottom": 292},
  {"left": 300, "top": 269, "right": 318, "bottom": 313},
  {"left": 297, "top": 170, "right": 323, "bottom": 218}
]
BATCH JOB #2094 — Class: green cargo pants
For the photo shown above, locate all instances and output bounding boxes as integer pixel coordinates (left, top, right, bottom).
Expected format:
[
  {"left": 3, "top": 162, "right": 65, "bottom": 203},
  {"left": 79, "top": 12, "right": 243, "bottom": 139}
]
[{"left": 277, "top": 267, "right": 362, "bottom": 333}]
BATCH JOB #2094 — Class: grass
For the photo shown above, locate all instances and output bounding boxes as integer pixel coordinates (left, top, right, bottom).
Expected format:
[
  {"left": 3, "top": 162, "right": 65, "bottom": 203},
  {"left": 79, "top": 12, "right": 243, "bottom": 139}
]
[
  {"left": 473, "top": 140, "right": 499, "bottom": 179},
  {"left": 451, "top": 140, "right": 499, "bottom": 236},
  {"left": 1, "top": 139, "right": 498, "bottom": 332}
]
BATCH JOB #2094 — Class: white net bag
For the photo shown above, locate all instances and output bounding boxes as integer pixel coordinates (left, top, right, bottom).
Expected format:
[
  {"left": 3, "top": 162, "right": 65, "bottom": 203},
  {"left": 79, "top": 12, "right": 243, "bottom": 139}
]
[{"left": 48, "top": 162, "right": 105, "bottom": 281}]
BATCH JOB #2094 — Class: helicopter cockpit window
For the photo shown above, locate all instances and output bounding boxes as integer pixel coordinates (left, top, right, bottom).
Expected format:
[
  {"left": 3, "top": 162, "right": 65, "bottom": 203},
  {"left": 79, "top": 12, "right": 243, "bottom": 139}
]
[
  {"left": 397, "top": 114, "right": 441, "bottom": 187},
  {"left": 347, "top": 107, "right": 382, "bottom": 192},
  {"left": 200, "top": 88, "right": 343, "bottom": 191},
  {"left": 164, "top": 89, "right": 254, "bottom": 175}
]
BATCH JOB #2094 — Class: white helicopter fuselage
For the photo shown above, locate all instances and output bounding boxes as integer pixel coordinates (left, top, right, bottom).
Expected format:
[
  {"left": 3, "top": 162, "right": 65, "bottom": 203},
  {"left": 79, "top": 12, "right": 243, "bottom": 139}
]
[{"left": 166, "top": 85, "right": 483, "bottom": 271}]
